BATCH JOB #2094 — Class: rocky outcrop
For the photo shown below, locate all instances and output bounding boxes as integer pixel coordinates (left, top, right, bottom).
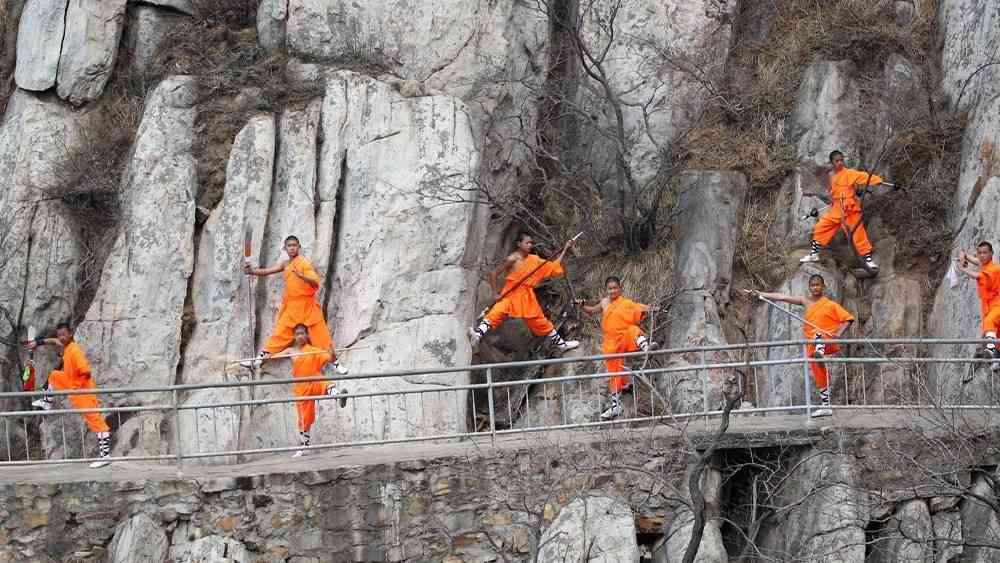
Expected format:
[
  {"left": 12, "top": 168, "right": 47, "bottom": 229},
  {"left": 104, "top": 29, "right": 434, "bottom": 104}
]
[
  {"left": 659, "top": 465, "right": 728, "bottom": 563},
  {"left": 0, "top": 90, "right": 104, "bottom": 458},
  {"left": 76, "top": 77, "right": 197, "bottom": 393},
  {"left": 665, "top": 171, "right": 747, "bottom": 413},
  {"left": 125, "top": 5, "right": 189, "bottom": 75},
  {"left": 869, "top": 499, "right": 933, "bottom": 563},
  {"left": 13, "top": 0, "right": 66, "bottom": 91},
  {"left": 108, "top": 512, "right": 170, "bottom": 563},
  {"left": 538, "top": 495, "right": 640, "bottom": 563},
  {"left": 55, "top": 0, "right": 127, "bottom": 105},
  {"left": 790, "top": 60, "right": 859, "bottom": 165},
  {"left": 928, "top": 0, "right": 1000, "bottom": 402},
  {"left": 757, "top": 450, "right": 870, "bottom": 562}
]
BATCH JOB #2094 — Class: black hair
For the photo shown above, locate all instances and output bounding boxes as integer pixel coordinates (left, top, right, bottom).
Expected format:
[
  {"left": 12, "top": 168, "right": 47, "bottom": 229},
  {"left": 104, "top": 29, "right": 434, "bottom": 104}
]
[
  {"left": 284, "top": 235, "right": 300, "bottom": 245},
  {"left": 605, "top": 276, "right": 622, "bottom": 286},
  {"left": 978, "top": 241, "right": 994, "bottom": 253},
  {"left": 808, "top": 274, "right": 825, "bottom": 285},
  {"left": 293, "top": 323, "right": 309, "bottom": 333},
  {"left": 56, "top": 322, "right": 72, "bottom": 332},
  {"left": 514, "top": 232, "right": 532, "bottom": 245},
  {"left": 829, "top": 150, "right": 844, "bottom": 163}
]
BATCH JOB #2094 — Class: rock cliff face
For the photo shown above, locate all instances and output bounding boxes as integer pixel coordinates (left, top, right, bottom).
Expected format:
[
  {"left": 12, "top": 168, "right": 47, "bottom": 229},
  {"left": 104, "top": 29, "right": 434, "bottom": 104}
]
[{"left": 2, "top": 0, "right": 1000, "bottom": 560}]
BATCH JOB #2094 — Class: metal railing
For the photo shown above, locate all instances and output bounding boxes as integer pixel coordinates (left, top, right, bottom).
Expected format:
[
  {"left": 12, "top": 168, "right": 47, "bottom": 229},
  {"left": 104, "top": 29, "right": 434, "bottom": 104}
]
[{"left": 1, "top": 338, "right": 997, "bottom": 469}]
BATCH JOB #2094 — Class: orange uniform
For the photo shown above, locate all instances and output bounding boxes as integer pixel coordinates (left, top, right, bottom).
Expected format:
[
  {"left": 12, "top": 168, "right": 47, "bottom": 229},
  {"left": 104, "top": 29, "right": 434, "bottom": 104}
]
[
  {"left": 803, "top": 297, "right": 854, "bottom": 390},
  {"left": 290, "top": 345, "right": 333, "bottom": 432},
  {"left": 46, "top": 342, "right": 109, "bottom": 433},
  {"left": 601, "top": 297, "right": 647, "bottom": 393},
  {"left": 977, "top": 260, "right": 1000, "bottom": 335},
  {"left": 263, "top": 255, "right": 334, "bottom": 354},
  {"left": 484, "top": 254, "right": 564, "bottom": 336},
  {"left": 812, "top": 168, "right": 883, "bottom": 256}
]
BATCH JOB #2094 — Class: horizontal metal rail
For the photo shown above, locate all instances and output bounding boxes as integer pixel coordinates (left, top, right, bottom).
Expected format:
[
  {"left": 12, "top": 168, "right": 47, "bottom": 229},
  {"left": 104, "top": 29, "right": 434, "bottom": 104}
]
[{"left": 1, "top": 337, "right": 997, "bottom": 469}]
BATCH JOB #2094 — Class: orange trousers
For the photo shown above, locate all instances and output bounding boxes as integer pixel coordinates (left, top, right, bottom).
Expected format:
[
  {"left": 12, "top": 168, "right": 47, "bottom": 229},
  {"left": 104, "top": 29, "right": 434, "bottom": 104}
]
[
  {"left": 982, "top": 304, "right": 1000, "bottom": 335},
  {"left": 805, "top": 342, "right": 839, "bottom": 390},
  {"left": 47, "top": 370, "right": 110, "bottom": 433},
  {"left": 264, "top": 317, "right": 333, "bottom": 355},
  {"left": 293, "top": 380, "right": 331, "bottom": 432},
  {"left": 813, "top": 208, "right": 872, "bottom": 256},
  {"left": 484, "top": 300, "right": 555, "bottom": 336},
  {"left": 604, "top": 325, "right": 642, "bottom": 393}
]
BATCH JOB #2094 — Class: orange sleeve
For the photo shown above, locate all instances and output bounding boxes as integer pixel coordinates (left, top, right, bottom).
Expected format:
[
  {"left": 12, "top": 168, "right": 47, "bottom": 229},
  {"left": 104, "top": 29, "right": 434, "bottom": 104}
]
[
  {"left": 293, "top": 257, "right": 321, "bottom": 285},
  {"left": 849, "top": 169, "right": 882, "bottom": 187},
  {"left": 537, "top": 259, "right": 565, "bottom": 281},
  {"left": 830, "top": 301, "right": 855, "bottom": 324},
  {"left": 624, "top": 300, "right": 645, "bottom": 325}
]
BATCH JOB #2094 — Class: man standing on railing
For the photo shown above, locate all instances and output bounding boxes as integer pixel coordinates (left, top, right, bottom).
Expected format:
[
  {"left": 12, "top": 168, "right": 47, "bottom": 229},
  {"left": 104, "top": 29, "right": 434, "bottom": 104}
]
[
  {"left": 958, "top": 242, "right": 1000, "bottom": 370},
  {"left": 751, "top": 274, "right": 854, "bottom": 418},
  {"left": 243, "top": 235, "right": 348, "bottom": 375},
  {"left": 576, "top": 276, "right": 658, "bottom": 420},
  {"left": 26, "top": 322, "right": 113, "bottom": 468},
  {"left": 469, "top": 233, "right": 579, "bottom": 353},
  {"left": 800, "top": 150, "right": 886, "bottom": 273},
  {"left": 277, "top": 324, "right": 349, "bottom": 457}
]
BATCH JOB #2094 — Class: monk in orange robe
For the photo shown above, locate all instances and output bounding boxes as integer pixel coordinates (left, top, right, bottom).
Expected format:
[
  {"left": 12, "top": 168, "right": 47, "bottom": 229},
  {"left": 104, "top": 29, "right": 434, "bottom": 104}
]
[
  {"left": 800, "top": 150, "right": 885, "bottom": 272},
  {"left": 753, "top": 274, "right": 854, "bottom": 418},
  {"left": 469, "top": 233, "right": 579, "bottom": 353},
  {"left": 27, "top": 322, "right": 113, "bottom": 467},
  {"left": 244, "top": 235, "right": 347, "bottom": 374},
  {"left": 958, "top": 241, "right": 1000, "bottom": 369},
  {"left": 577, "top": 276, "right": 658, "bottom": 420},
  {"left": 276, "top": 324, "right": 348, "bottom": 457}
]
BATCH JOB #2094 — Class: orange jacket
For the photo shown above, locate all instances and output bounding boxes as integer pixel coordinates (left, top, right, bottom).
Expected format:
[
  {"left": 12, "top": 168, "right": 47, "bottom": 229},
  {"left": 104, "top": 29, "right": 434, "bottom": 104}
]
[
  {"left": 978, "top": 260, "right": 1000, "bottom": 311},
  {"left": 278, "top": 256, "right": 325, "bottom": 325},
  {"left": 803, "top": 297, "right": 854, "bottom": 339},
  {"left": 498, "top": 254, "right": 564, "bottom": 317},
  {"left": 830, "top": 168, "right": 883, "bottom": 212},
  {"left": 61, "top": 342, "right": 93, "bottom": 383},
  {"left": 601, "top": 297, "right": 645, "bottom": 338},
  {"left": 291, "top": 345, "right": 330, "bottom": 378}
]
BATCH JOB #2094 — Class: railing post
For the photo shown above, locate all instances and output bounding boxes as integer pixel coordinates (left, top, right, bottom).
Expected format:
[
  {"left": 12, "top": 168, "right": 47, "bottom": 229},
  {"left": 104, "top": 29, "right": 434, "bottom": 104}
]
[
  {"left": 486, "top": 368, "right": 496, "bottom": 446},
  {"left": 701, "top": 350, "right": 709, "bottom": 429},
  {"left": 802, "top": 343, "right": 812, "bottom": 417},
  {"left": 172, "top": 389, "right": 184, "bottom": 476}
]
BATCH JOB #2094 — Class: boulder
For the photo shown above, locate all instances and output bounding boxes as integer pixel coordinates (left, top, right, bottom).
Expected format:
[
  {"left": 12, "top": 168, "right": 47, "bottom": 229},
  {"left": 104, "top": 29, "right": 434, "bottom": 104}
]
[
  {"left": 659, "top": 465, "right": 728, "bottom": 563},
  {"left": 133, "top": 0, "right": 194, "bottom": 15},
  {"left": 665, "top": 171, "right": 747, "bottom": 413},
  {"left": 789, "top": 60, "right": 860, "bottom": 165},
  {"left": 76, "top": 77, "right": 198, "bottom": 394},
  {"left": 13, "top": 0, "right": 67, "bottom": 91},
  {"left": 55, "top": 0, "right": 127, "bottom": 105},
  {"left": 960, "top": 471, "right": 1000, "bottom": 562},
  {"left": 932, "top": 509, "right": 963, "bottom": 563},
  {"left": 168, "top": 535, "right": 249, "bottom": 563},
  {"left": 257, "top": 0, "right": 288, "bottom": 52},
  {"left": 180, "top": 115, "right": 274, "bottom": 387},
  {"left": 756, "top": 449, "right": 870, "bottom": 562},
  {"left": 868, "top": 499, "right": 933, "bottom": 563},
  {"left": 125, "top": 5, "right": 189, "bottom": 75},
  {"left": 538, "top": 495, "right": 640, "bottom": 563},
  {"left": 108, "top": 512, "right": 169, "bottom": 563}
]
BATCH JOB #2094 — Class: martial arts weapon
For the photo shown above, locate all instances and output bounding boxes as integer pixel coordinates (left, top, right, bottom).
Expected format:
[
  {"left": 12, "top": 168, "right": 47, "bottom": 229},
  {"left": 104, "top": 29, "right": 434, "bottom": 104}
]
[
  {"left": 243, "top": 225, "right": 257, "bottom": 375},
  {"left": 227, "top": 346, "right": 373, "bottom": 365},
  {"left": 743, "top": 290, "right": 834, "bottom": 337},
  {"left": 21, "top": 326, "right": 36, "bottom": 391},
  {"left": 800, "top": 205, "right": 828, "bottom": 220}
]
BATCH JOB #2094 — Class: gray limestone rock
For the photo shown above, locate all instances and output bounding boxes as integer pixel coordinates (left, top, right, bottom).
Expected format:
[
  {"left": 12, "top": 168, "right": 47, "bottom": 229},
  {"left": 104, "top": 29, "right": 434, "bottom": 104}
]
[
  {"left": 538, "top": 494, "right": 640, "bottom": 563},
  {"left": 76, "top": 76, "right": 198, "bottom": 395},
  {"left": 13, "top": 0, "right": 67, "bottom": 91},
  {"left": 108, "top": 512, "right": 169, "bottom": 563},
  {"left": 55, "top": 0, "right": 127, "bottom": 105}
]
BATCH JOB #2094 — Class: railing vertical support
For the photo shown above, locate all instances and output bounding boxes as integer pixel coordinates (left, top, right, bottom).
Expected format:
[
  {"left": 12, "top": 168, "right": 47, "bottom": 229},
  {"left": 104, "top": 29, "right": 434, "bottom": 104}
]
[
  {"left": 802, "top": 343, "right": 812, "bottom": 417},
  {"left": 701, "top": 350, "right": 709, "bottom": 429},
  {"left": 486, "top": 368, "right": 496, "bottom": 446},
  {"left": 172, "top": 389, "right": 184, "bottom": 476}
]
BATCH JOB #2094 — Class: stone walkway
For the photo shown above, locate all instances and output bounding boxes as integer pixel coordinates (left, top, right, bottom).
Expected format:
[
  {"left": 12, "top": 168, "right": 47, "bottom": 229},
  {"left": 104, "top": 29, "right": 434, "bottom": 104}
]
[{"left": 0, "top": 408, "right": 969, "bottom": 485}]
